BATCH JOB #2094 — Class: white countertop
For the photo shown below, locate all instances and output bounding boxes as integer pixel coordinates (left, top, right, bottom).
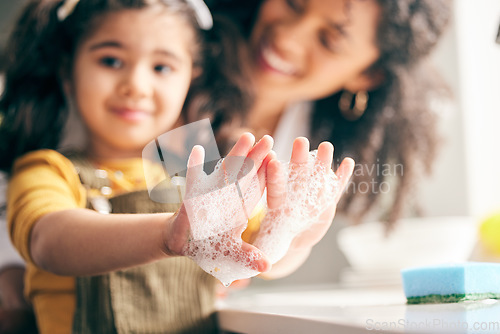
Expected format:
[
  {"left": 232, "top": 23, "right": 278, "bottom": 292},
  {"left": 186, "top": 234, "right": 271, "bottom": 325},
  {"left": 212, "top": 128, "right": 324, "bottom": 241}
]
[{"left": 216, "top": 284, "right": 500, "bottom": 334}]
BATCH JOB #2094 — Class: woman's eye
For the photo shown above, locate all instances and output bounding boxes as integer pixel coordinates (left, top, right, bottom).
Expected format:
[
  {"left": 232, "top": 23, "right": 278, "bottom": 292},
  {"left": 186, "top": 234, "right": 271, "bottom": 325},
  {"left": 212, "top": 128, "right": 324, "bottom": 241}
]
[
  {"left": 319, "top": 32, "right": 340, "bottom": 53},
  {"left": 100, "top": 57, "right": 123, "bottom": 69},
  {"left": 154, "top": 64, "right": 172, "bottom": 75},
  {"left": 285, "top": 0, "right": 304, "bottom": 13}
]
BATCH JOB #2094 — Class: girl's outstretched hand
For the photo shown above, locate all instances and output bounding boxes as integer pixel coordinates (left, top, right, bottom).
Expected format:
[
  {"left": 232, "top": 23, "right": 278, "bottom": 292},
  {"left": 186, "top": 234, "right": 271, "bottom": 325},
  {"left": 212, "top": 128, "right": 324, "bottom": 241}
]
[
  {"left": 253, "top": 137, "right": 355, "bottom": 265},
  {"left": 162, "top": 133, "right": 274, "bottom": 286}
]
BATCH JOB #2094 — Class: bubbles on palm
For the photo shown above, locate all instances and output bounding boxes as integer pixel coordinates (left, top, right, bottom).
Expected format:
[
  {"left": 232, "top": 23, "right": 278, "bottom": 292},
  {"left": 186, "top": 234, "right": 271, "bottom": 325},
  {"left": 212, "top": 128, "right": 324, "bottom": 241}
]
[
  {"left": 184, "top": 150, "right": 339, "bottom": 285},
  {"left": 183, "top": 159, "right": 262, "bottom": 286},
  {"left": 253, "top": 150, "right": 339, "bottom": 264}
]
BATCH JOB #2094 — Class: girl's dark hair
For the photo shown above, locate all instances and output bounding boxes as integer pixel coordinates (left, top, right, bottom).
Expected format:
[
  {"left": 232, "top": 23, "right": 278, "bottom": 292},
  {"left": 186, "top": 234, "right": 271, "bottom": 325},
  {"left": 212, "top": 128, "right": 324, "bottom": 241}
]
[
  {"left": 0, "top": 0, "right": 252, "bottom": 172},
  {"left": 208, "top": 0, "right": 452, "bottom": 226}
]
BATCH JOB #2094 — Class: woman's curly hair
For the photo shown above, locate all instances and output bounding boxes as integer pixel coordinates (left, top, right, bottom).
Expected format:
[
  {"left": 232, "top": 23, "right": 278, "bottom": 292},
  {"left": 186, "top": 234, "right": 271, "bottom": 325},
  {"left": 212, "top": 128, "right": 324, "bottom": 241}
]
[{"left": 209, "top": 0, "right": 452, "bottom": 226}]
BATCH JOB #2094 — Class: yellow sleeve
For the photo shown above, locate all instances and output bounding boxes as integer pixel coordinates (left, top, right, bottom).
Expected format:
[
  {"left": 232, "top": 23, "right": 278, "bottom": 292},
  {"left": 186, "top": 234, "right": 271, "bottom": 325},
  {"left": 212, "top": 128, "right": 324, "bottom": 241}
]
[{"left": 7, "top": 150, "right": 86, "bottom": 264}]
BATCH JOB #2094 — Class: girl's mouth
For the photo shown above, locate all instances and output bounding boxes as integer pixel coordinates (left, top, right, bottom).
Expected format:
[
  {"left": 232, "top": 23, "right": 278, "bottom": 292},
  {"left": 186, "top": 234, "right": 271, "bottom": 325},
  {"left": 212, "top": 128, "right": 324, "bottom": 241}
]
[{"left": 111, "top": 107, "right": 152, "bottom": 123}]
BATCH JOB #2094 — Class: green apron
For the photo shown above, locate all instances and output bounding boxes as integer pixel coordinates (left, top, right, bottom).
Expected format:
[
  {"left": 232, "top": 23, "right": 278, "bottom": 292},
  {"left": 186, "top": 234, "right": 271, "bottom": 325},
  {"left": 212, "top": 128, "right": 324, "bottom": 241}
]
[{"left": 68, "top": 154, "right": 218, "bottom": 334}]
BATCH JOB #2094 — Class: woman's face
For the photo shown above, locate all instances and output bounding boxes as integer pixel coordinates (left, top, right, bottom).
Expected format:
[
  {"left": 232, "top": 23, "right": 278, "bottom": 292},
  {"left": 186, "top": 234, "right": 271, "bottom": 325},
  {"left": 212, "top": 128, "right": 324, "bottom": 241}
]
[{"left": 249, "top": 0, "right": 381, "bottom": 103}]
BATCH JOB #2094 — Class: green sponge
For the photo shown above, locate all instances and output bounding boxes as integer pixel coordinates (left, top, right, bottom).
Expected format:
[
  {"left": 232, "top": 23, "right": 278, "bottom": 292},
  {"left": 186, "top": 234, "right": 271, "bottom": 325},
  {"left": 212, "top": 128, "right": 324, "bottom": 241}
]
[{"left": 401, "top": 263, "right": 500, "bottom": 304}]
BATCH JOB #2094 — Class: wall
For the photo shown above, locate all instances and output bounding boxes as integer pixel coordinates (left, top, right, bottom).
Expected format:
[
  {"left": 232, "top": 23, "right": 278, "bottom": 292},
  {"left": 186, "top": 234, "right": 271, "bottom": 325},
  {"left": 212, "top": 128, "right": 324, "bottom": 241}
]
[
  {"left": 417, "top": 7, "right": 469, "bottom": 217},
  {"left": 454, "top": 0, "right": 500, "bottom": 218},
  {"left": 420, "top": 0, "right": 500, "bottom": 219}
]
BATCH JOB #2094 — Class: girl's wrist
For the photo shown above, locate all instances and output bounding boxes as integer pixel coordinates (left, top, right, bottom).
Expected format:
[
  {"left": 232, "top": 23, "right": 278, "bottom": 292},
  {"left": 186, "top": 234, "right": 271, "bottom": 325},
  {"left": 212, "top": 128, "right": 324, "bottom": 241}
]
[{"left": 160, "top": 212, "right": 177, "bottom": 258}]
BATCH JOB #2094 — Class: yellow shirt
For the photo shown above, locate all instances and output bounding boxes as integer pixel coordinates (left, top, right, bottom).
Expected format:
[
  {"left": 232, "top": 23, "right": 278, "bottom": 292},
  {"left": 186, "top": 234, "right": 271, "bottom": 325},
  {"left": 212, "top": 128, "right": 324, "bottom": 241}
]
[{"left": 7, "top": 149, "right": 261, "bottom": 334}]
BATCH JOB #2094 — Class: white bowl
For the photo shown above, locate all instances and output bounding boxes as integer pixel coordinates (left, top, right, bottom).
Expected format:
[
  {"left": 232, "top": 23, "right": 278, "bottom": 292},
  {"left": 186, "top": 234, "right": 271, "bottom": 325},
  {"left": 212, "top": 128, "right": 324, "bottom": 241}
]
[{"left": 337, "top": 216, "right": 478, "bottom": 272}]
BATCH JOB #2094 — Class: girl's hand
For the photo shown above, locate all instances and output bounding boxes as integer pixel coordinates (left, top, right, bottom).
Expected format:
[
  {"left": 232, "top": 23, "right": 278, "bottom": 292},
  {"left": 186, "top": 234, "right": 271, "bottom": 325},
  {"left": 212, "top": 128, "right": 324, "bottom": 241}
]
[
  {"left": 254, "top": 137, "right": 355, "bottom": 264},
  {"left": 162, "top": 133, "right": 274, "bottom": 285}
]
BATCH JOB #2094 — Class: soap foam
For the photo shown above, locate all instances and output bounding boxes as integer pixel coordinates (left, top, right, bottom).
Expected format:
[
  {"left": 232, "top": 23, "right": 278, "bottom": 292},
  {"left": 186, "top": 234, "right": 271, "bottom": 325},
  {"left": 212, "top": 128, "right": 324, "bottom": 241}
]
[
  {"left": 253, "top": 151, "right": 340, "bottom": 264},
  {"left": 183, "top": 156, "right": 263, "bottom": 286},
  {"left": 185, "top": 229, "right": 262, "bottom": 286},
  {"left": 182, "top": 151, "right": 339, "bottom": 286},
  {"left": 183, "top": 156, "right": 260, "bottom": 240}
]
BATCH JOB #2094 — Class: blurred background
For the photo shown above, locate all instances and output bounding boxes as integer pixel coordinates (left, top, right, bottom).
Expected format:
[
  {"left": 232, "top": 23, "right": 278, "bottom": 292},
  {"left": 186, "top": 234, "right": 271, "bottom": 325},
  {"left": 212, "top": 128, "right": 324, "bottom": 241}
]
[{"left": 1, "top": 0, "right": 499, "bottom": 289}]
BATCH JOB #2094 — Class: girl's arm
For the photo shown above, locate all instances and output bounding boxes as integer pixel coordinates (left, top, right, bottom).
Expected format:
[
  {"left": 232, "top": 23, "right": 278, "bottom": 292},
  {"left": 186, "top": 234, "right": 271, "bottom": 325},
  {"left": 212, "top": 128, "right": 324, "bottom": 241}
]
[
  {"left": 30, "top": 209, "right": 175, "bottom": 276},
  {"left": 31, "top": 133, "right": 274, "bottom": 277}
]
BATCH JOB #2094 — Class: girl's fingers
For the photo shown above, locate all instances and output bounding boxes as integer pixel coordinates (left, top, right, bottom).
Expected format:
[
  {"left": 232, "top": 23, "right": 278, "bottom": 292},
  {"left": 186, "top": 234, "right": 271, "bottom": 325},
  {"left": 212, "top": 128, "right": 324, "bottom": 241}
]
[
  {"left": 290, "top": 137, "right": 310, "bottom": 165},
  {"left": 225, "top": 132, "right": 256, "bottom": 159},
  {"left": 316, "top": 142, "right": 334, "bottom": 169},
  {"left": 266, "top": 159, "right": 287, "bottom": 210},
  {"left": 187, "top": 145, "right": 205, "bottom": 168},
  {"left": 223, "top": 133, "right": 256, "bottom": 182},
  {"left": 256, "top": 151, "right": 276, "bottom": 195},
  {"left": 186, "top": 145, "right": 205, "bottom": 185},
  {"left": 240, "top": 241, "right": 271, "bottom": 273},
  {"left": 237, "top": 152, "right": 273, "bottom": 220},
  {"left": 223, "top": 133, "right": 273, "bottom": 186},
  {"left": 246, "top": 135, "right": 274, "bottom": 171},
  {"left": 232, "top": 136, "right": 274, "bottom": 212}
]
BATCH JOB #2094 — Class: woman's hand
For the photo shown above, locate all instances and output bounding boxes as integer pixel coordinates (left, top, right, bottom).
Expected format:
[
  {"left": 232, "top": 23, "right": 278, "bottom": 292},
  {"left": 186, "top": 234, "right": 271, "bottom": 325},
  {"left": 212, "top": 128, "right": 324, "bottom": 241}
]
[
  {"left": 286, "top": 138, "right": 355, "bottom": 250},
  {"left": 162, "top": 133, "right": 274, "bottom": 285},
  {"left": 253, "top": 137, "right": 354, "bottom": 266}
]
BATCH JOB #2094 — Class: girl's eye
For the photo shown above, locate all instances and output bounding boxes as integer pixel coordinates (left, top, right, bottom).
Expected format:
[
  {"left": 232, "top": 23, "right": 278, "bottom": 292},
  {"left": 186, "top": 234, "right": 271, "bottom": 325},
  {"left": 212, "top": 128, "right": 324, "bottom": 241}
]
[
  {"left": 100, "top": 57, "right": 123, "bottom": 69},
  {"left": 285, "top": 0, "right": 304, "bottom": 13},
  {"left": 154, "top": 64, "right": 172, "bottom": 75}
]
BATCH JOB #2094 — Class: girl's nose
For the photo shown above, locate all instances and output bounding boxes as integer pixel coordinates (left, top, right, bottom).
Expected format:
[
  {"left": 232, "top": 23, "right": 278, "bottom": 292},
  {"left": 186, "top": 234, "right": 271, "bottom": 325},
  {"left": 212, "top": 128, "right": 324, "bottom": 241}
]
[{"left": 118, "top": 65, "right": 153, "bottom": 99}]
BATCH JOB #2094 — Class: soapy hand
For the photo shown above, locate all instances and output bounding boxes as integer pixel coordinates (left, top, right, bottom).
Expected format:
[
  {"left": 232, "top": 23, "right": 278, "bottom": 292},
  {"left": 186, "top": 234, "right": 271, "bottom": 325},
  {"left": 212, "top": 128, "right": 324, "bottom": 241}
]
[
  {"left": 253, "top": 137, "right": 355, "bottom": 264},
  {"left": 163, "top": 133, "right": 274, "bottom": 286}
]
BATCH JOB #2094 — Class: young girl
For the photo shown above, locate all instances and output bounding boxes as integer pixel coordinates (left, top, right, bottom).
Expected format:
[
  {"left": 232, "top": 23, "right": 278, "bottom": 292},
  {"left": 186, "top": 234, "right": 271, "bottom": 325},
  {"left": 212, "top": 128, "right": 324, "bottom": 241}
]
[
  {"left": 0, "top": 0, "right": 354, "bottom": 333},
  {"left": 0, "top": 0, "right": 276, "bottom": 333}
]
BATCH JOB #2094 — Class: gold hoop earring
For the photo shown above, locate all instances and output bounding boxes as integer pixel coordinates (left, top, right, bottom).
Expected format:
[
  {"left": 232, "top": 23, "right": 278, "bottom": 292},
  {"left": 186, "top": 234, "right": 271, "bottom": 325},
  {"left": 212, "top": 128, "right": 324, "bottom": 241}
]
[{"left": 338, "top": 90, "right": 368, "bottom": 121}]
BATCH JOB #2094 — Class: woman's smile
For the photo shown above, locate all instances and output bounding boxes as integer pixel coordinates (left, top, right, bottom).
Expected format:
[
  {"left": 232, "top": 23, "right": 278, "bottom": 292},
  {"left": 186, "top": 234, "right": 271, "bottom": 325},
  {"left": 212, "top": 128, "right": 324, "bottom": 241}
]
[{"left": 257, "top": 38, "right": 299, "bottom": 77}]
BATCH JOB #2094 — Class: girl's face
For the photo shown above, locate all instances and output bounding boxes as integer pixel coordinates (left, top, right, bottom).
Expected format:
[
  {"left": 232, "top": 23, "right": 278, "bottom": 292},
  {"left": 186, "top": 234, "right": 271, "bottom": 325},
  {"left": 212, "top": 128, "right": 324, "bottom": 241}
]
[
  {"left": 70, "top": 7, "right": 195, "bottom": 159},
  {"left": 249, "top": 0, "right": 381, "bottom": 103}
]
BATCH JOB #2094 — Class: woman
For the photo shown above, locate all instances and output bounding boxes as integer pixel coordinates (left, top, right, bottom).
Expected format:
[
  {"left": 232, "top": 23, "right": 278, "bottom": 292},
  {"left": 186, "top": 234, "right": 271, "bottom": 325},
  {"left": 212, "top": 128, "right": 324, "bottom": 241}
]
[{"left": 207, "top": 0, "right": 452, "bottom": 225}]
